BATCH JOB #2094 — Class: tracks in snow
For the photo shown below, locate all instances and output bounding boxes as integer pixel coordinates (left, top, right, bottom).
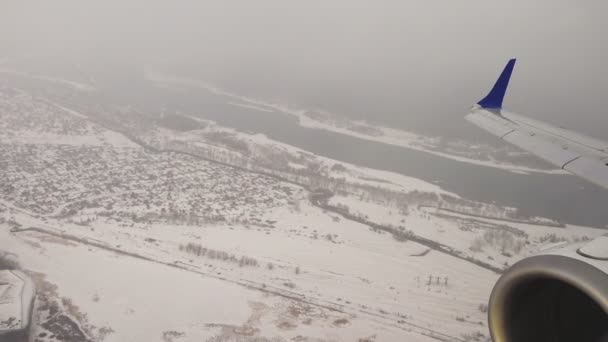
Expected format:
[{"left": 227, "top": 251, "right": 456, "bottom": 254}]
[{"left": 11, "top": 226, "right": 467, "bottom": 342}]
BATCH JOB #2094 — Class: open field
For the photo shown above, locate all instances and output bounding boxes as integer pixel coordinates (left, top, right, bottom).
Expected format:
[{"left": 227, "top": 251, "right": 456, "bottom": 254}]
[{"left": 0, "top": 81, "right": 605, "bottom": 342}]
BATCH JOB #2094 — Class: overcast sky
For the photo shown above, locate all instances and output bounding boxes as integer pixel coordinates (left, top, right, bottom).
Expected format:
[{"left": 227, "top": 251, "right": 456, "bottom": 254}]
[{"left": 1, "top": 1, "right": 606, "bottom": 139}]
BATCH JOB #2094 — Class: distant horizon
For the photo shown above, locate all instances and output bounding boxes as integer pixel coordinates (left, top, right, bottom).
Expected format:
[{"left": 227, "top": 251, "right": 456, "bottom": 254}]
[{"left": 1, "top": 1, "right": 606, "bottom": 141}]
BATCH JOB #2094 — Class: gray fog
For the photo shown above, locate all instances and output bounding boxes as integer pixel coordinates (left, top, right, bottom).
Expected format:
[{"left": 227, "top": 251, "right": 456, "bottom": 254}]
[
  {"left": 1, "top": 0, "right": 607, "bottom": 139},
  {"left": 2, "top": 4, "right": 608, "bottom": 341}
]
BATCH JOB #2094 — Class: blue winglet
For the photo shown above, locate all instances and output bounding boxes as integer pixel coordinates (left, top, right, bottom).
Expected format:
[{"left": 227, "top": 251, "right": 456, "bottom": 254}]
[{"left": 477, "top": 59, "right": 516, "bottom": 109}]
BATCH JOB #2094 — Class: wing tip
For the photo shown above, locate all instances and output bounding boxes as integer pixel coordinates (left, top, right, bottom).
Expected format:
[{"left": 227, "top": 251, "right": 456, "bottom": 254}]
[{"left": 477, "top": 59, "right": 517, "bottom": 110}]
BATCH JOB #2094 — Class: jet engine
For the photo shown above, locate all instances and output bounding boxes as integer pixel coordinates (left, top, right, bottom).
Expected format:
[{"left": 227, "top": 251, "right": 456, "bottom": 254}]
[{"left": 488, "top": 234, "right": 608, "bottom": 342}]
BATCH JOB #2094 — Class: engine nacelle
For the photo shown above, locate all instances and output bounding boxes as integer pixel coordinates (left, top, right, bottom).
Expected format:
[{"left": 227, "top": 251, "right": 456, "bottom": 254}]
[{"left": 488, "top": 235, "right": 608, "bottom": 342}]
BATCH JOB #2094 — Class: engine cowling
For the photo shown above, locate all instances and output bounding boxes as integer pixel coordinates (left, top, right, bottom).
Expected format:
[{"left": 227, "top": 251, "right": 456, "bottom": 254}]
[{"left": 488, "top": 235, "right": 608, "bottom": 342}]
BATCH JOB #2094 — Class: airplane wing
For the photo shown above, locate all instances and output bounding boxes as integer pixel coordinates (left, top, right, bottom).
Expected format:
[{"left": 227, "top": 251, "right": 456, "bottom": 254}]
[{"left": 466, "top": 59, "right": 608, "bottom": 189}]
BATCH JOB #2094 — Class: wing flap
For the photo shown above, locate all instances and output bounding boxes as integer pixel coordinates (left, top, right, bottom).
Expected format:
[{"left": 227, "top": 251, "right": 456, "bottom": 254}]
[
  {"left": 563, "top": 157, "right": 608, "bottom": 189},
  {"left": 505, "top": 112, "right": 608, "bottom": 155},
  {"left": 502, "top": 129, "right": 581, "bottom": 168}
]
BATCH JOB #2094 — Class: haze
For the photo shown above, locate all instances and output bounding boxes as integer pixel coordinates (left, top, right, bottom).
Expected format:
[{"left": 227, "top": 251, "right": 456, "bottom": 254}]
[
  {"left": 1, "top": 0, "right": 606, "bottom": 139},
  {"left": 3, "top": 2, "right": 608, "bottom": 341}
]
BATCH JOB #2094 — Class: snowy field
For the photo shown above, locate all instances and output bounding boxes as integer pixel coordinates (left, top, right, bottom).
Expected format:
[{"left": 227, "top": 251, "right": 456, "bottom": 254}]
[{"left": 0, "top": 81, "right": 605, "bottom": 342}]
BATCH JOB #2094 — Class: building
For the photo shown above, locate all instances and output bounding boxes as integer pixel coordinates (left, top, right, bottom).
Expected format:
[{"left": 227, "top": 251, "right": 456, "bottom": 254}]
[{"left": 0, "top": 270, "right": 35, "bottom": 340}]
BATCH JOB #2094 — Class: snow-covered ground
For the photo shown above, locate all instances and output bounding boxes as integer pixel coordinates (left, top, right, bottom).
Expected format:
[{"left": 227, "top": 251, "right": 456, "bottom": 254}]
[
  {"left": 147, "top": 120, "right": 455, "bottom": 196},
  {"left": 328, "top": 194, "right": 603, "bottom": 269},
  {"left": 3, "top": 185, "right": 604, "bottom": 341},
  {"left": 3, "top": 223, "right": 439, "bottom": 342},
  {"left": 3, "top": 197, "right": 502, "bottom": 341},
  {"left": 0, "top": 80, "right": 605, "bottom": 342}
]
